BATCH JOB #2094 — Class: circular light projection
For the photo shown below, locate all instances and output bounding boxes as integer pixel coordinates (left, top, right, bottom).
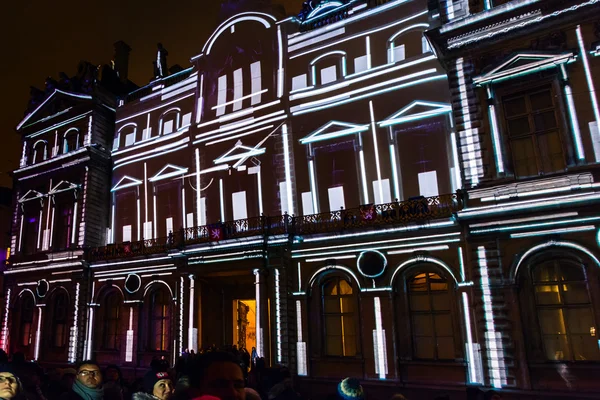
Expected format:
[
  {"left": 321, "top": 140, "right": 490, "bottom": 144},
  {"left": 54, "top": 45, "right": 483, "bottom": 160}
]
[
  {"left": 36, "top": 279, "right": 49, "bottom": 298},
  {"left": 125, "top": 274, "right": 142, "bottom": 294},
  {"left": 357, "top": 250, "right": 388, "bottom": 278}
]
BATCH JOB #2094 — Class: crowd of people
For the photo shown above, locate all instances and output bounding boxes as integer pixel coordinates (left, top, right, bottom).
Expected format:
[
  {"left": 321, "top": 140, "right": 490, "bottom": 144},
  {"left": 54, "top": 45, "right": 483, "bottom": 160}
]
[{"left": 0, "top": 348, "right": 502, "bottom": 400}]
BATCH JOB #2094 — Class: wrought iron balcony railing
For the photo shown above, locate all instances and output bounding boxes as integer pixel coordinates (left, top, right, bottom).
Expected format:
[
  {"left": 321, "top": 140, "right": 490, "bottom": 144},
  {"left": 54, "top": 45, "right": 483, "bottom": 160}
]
[{"left": 86, "top": 193, "right": 462, "bottom": 262}]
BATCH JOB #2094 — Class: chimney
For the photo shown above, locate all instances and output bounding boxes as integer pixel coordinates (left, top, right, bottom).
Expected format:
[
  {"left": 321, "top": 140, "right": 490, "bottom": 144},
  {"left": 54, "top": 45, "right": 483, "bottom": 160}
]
[{"left": 113, "top": 41, "right": 131, "bottom": 84}]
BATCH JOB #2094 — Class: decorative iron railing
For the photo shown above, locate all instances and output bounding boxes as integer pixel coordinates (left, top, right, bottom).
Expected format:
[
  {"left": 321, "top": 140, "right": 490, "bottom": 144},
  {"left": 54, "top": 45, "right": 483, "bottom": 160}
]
[{"left": 86, "top": 193, "right": 462, "bottom": 262}]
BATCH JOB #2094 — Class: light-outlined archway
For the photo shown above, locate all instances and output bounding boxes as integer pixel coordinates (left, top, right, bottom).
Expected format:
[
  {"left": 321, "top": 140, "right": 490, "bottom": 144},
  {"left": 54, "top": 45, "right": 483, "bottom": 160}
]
[
  {"left": 307, "top": 265, "right": 363, "bottom": 293},
  {"left": 389, "top": 255, "right": 460, "bottom": 288}
]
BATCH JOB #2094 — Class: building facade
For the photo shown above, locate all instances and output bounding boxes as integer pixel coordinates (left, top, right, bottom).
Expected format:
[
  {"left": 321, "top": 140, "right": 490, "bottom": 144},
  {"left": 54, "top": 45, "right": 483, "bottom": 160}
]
[{"left": 3, "top": 0, "right": 600, "bottom": 398}]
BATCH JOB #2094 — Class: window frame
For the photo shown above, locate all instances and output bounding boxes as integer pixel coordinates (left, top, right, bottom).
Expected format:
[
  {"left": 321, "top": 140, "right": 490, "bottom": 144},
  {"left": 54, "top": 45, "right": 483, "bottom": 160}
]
[
  {"left": 19, "top": 295, "right": 35, "bottom": 348},
  {"left": 63, "top": 128, "right": 80, "bottom": 154},
  {"left": 100, "top": 291, "right": 122, "bottom": 351},
  {"left": 147, "top": 288, "right": 171, "bottom": 352},
  {"left": 51, "top": 291, "right": 70, "bottom": 349},
  {"left": 321, "top": 276, "right": 359, "bottom": 357}
]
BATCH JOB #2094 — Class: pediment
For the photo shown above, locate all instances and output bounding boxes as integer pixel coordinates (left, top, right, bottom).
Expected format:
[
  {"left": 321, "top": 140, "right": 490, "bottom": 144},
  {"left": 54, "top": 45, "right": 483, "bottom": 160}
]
[
  {"left": 214, "top": 140, "right": 266, "bottom": 165},
  {"left": 18, "top": 190, "right": 45, "bottom": 203},
  {"left": 299, "top": 121, "right": 369, "bottom": 145},
  {"left": 473, "top": 52, "right": 575, "bottom": 85},
  {"left": 17, "top": 89, "right": 93, "bottom": 132},
  {"left": 148, "top": 164, "right": 188, "bottom": 183},
  {"left": 49, "top": 180, "right": 80, "bottom": 195},
  {"left": 379, "top": 101, "right": 452, "bottom": 128},
  {"left": 111, "top": 176, "right": 143, "bottom": 192}
]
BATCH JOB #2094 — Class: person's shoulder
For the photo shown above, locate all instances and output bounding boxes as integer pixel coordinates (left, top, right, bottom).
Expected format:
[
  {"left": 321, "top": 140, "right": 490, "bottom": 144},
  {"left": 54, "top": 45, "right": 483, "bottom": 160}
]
[
  {"left": 59, "top": 392, "right": 83, "bottom": 400},
  {"left": 132, "top": 392, "right": 158, "bottom": 400}
]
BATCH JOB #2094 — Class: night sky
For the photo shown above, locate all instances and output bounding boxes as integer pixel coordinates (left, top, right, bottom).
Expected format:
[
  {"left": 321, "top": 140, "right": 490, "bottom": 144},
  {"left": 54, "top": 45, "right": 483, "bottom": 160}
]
[{"left": 2, "top": 0, "right": 303, "bottom": 188}]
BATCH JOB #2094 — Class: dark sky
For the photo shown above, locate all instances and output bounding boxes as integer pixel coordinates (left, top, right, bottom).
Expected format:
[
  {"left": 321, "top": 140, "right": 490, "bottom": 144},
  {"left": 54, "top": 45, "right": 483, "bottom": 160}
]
[{"left": 2, "top": 0, "right": 303, "bottom": 188}]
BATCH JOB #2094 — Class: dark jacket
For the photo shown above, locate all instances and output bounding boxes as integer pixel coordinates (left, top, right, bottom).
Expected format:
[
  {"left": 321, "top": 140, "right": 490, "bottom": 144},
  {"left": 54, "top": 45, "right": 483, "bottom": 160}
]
[
  {"left": 131, "top": 394, "right": 159, "bottom": 400},
  {"left": 58, "top": 391, "right": 84, "bottom": 400}
]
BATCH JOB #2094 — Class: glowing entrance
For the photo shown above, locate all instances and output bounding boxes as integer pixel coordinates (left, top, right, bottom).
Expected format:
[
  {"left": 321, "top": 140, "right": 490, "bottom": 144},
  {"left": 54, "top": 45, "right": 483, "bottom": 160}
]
[{"left": 233, "top": 299, "right": 256, "bottom": 351}]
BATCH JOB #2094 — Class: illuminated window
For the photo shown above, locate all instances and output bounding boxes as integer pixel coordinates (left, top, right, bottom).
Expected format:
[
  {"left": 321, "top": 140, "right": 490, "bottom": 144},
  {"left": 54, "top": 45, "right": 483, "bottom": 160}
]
[
  {"left": 216, "top": 75, "right": 227, "bottom": 116},
  {"left": 52, "top": 292, "right": 69, "bottom": 348},
  {"left": 250, "top": 61, "right": 262, "bottom": 105},
  {"left": 32, "top": 140, "right": 48, "bottom": 164},
  {"left": 292, "top": 74, "right": 308, "bottom": 91},
  {"left": 63, "top": 129, "right": 80, "bottom": 154},
  {"left": 119, "top": 124, "right": 137, "bottom": 148},
  {"left": 322, "top": 277, "right": 357, "bottom": 356},
  {"left": 320, "top": 65, "right": 338, "bottom": 85},
  {"left": 233, "top": 68, "right": 244, "bottom": 111},
  {"left": 102, "top": 293, "right": 121, "bottom": 350},
  {"left": 501, "top": 86, "right": 565, "bottom": 178},
  {"left": 422, "top": 36, "right": 432, "bottom": 53},
  {"left": 531, "top": 260, "right": 599, "bottom": 361},
  {"left": 149, "top": 289, "right": 170, "bottom": 352},
  {"left": 389, "top": 44, "right": 405, "bottom": 63},
  {"left": 408, "top": 272, "right": 455, "bottom": 360},
  {"left": 20, "top": 296, "right": 34, "bottom": 347},
  {"left": 53, "top": 201, "right": 73, "bottom": 251},
  {"left": 161, "top": 110, "right": 180, "bottom": 135}
]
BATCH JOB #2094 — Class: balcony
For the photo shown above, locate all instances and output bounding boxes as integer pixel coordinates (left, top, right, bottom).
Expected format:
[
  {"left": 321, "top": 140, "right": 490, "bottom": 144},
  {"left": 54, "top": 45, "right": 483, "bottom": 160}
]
[{"left": 86, "top": 193, "right": 462, "bottom": 262}]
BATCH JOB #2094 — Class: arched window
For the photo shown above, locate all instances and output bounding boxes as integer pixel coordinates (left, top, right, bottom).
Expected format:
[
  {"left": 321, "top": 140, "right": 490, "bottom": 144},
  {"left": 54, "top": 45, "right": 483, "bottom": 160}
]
[
  {"left": 407, "top": 272, "right": 455, "bottom": 360},
  {"left": 387, "top": 25, "right": 429, "bottom": 63},
  {"left": 102, "top": 293, "right": 121, "bottom": 350},
  {"left": 322, "top": 277, "right": 357, "bottom": 356},
  {"left": 51, "top": 292, "right": 69, "bottom": 348},
  {"left": 20, "top": 296, "right": 35, "bottom": 347},
  {"left": 529, "top": 259, "right": 599, "bottom": 361},
  {"left": 148, "top": 289, "right": 171, "bottom": 351},
  {"left": 310, "top": 52, "right": 347, "bottom": 86},
  {"left": 63, "top": 129, "right": 80, "bottom": 154},
  {"left": 160, "top": 109, "right": 180, "bottom": 136},
  {"left": 32, "top": 140, "right": 48, "bottom": 164}
]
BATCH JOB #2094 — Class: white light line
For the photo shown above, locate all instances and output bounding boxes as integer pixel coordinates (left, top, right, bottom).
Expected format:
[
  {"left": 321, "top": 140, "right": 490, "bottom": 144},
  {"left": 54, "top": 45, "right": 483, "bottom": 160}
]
[
  {"left": 576, "top": 25, "right": 600, "bottom": 134},
  {"left": 510, "top": 225, "right": 595, "bottom": 238}
]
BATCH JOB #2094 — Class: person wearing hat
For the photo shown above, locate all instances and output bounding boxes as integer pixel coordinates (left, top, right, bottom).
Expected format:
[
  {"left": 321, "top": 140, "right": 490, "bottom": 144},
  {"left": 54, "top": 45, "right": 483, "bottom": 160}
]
[
  {"left": 132, "top": 371, "right": 173, "bottom": 400},
  {"left": 0, "top": 367, "right": 22, "bottom": 399},
  {"left": 337, "top": 377, "right": 365, "bottom": 400}
]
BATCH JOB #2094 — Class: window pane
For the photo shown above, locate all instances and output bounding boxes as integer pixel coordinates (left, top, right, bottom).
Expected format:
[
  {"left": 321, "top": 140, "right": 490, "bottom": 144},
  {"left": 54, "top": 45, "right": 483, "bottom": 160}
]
[
  {"left": 511, "top": 138, "right": 537, "bottom": 177},
  {"left": 342, "top": 315, "right": 355, "bottom": 335},
  {"left": 414, "top": 337, "right": 435, "bottom": 359},
  {"left": 431, "top": 293, "right": 450, "bottom": 311},
  {"left": 324, "top": 298, "right": 340, "bottom": 313},
  {"left": 504, "top": 97, "right": 527, "bottom": 117},
  {"left": 543, "top": 335, "right": 570, "bottom": 360},
  {"left": 428, "top": 273, "right": 448, "bottom": 291},
  {"left": 325, "top": 281, "right": 338, "bottom": 296},
  {"left": 563, "top": 283, "right": 589, "bottom": 304},
  {"left": 533, "top": 111, "right": 557, "bottom": 132},
  {"left": 434, "top": 314, "right": 454, "bottom": 336},
  {"left": 535, "top": 285, "right": 561, "bottom": 305},
  {"left": 327, "top": 336, "right": 343, "bottom": 356},
  {"left": 340, "top": 298, "right": 354, "bottom": 313},
  {"left": 325, "top": 315, "right": 342, "bottom": 336},
  {"left": 530, "top": 90, "right": 553, "bottom": 111},
  {"left": 339, "top": 280, "right": 352, "bottom": 295},
  {"left": 559, "top": 265, "right": 585, "bottom": 282},
  {"left": 507, "top": 117, "right": 531, "bottom": 136},
  {"left": 344, "top": 335, "right": 357, "bottom": 356},
  {"left": 409, "top": 294, "right": 430, "bottom": 312},
  {"left": 412, "top": 314, "right": 434, "bottom": 337},
  {"left": 534, "top": 264, "right": 558, "bottom": 282},
  {"left": 539, "top": 309, "right": 567, "bottom": 334},
  {"left": 436, "top": 336, "right": 455, "bottom": 360},
  {"left": 566, "top": 308, "right": 595, "bottom": 334},
  {"left": 409, "top": 274, "right": 428, "bottom": 291},
  {"left": 537, "top": 131, "right": 564, "bottom": 173},
  {"left": 571, "top": 334, "right": 600, "bottom": 361}
]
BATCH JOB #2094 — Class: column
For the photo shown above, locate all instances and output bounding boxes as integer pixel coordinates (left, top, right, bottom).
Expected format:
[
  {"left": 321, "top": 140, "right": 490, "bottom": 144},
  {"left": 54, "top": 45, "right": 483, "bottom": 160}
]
[{"left": 254, "top": 269, "right": 270, "bottom": 363}]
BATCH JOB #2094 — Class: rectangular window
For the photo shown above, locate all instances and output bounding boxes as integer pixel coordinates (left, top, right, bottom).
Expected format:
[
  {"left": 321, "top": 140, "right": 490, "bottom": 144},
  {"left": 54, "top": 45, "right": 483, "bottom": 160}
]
[
  {"left": 125, "top": 132, "right": 135, "bottom": 147},
  {"left": 199, "top": 197, "right": 207, "bottom": 226},
  {"left": 232, "top": 191, "right": 248, "bottom": 220},
  {"left": 143, "top": 221, "right": 153, "bottom": 240},
  {"left": 354, "top": 55, "right": 369, "bottom": 74},
  {"left": 589, "top": 122, "right": 600, "bottom": 162},
  {"left": 233, "top": 68, "right": 244, "bottom": 111},
  {"left": 418, "top": 171, "right": 439, "bottom": 197},
  {"left": 122, "top": 225, "right": 132, "bottom": 242},
  {"left": 142, "top": 128, "right": 152, "bottom": 140},
  {"left": 422, "top": 37, "right": 432, "bottom": 53},
  {"left": 163, "top": 120, "right": 174, "bottom": 135},
  {"left": 372, "top": 179, "right": 392, "bottom": 204},
  {"left": 391, "top": 44, "right": 405, "bottom": 63},
  {"left": 217, "top": 74, "right": 227, "bottom": 117},
  {"left": 182, "top": 113, "right": 192, "bottom": 127},
  {"left": 112, "top": 137, "right": 120, "bottom": 150},
  {"left": 250, "top": 62, "right": 262, "bottom": 105},
  {"left": 279, "top": 182, "right": 289, "bottom": 215},
  {"left": 328, "top": 186, "right": 345, "bottom": 212},
  {"left": 502, "top": 86, "right": 565, "bottom": 178},
  {"left": 166, "top": 217, "right": 173, "bottom": 236},
  {"left": 320, "top": 65, "right": 338, "bottom": 85},
  {"left": 292, "top": 74, "right": 308, "bottom": 91},
  {"left": 301, "top": 192, "right": 314, "bottom": 215}
]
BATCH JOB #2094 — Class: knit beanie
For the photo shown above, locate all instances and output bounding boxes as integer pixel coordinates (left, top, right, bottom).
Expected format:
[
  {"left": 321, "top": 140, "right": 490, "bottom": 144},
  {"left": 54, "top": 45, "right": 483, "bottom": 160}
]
[
  {"left": 143, "top": 371, "right": 170, "bottom": 393},
  {"left": 337, "top": 377, "right": 364, "bottom": 400}
]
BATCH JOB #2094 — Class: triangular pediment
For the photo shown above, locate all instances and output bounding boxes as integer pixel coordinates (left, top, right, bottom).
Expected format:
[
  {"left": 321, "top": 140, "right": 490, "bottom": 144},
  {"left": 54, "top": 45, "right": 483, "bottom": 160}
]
[
  {"left": 299, "top": 121, "right": 369, "bottom": 145},
  {"left": 148, "top": 164, "right": 189, "bottom": 183},
  {"left": 18, "top": 190, "right": 45, "bottom": 203},
  {"left": 49, "top": 180, "right": 80, "bottom": 195},
  {"left": 17, "top": 89, "right": 93, "bottom": 132},
  {"left": 473, "top": 52, "right": 575, "bottom": 85},
  {"left": 379, "top": 101, "right": 452, "bottom": 128},
  {"left": 111, "top": 176, "right": 143, "bottom": 192},
  {"left": 214, "top": 140, "right": 266, "bottom": 165}
]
